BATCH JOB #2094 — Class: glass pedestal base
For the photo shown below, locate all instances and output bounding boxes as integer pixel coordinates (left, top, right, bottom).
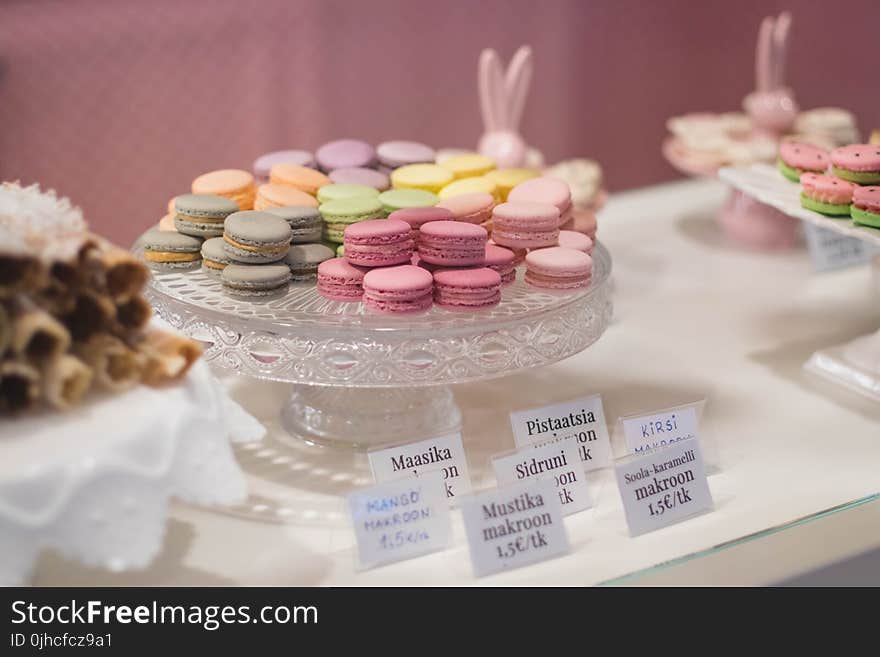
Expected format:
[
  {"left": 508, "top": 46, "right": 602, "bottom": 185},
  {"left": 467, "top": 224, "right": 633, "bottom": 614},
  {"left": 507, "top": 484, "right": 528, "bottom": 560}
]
[
  {"left": 279, "top": 385, "right": 462, "bottom": 450},
  {"left": 717, "top": 189, "right": 801, "bottom": 250}
]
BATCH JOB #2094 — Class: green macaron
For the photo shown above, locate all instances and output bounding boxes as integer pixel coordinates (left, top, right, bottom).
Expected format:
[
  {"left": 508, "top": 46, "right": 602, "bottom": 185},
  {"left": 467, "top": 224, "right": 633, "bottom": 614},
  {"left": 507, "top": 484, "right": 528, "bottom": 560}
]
[
  {"left": 777, "top": 159, "right": 803, "bottom": 183},
  {"left": 377, "top": 189, "right": 438, "bottom": 216},
  {"left": 141, "top": 228, "right": 203, "bottom": 271},
  {"left": 316, "top": 183, "right": 380, "bottom": 204},
  {"left": 800, "top": 193, "right": 851, "bottom": 217},
  {"left": 221, "top": 263, "right": 291, "bottom": 297},
  {"left": 174, "top": 193, "right": 239, "bottom": 237},
  {"left": 319, "top": 197, "right": 384, "bottom": 243}
]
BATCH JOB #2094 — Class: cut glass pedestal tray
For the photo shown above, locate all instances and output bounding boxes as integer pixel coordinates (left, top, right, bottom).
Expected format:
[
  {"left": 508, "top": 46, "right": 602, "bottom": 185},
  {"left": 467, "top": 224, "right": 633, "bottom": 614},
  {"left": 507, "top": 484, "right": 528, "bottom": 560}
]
[{"left": 144, "top": 243, "right": 613, "bottom": 448}]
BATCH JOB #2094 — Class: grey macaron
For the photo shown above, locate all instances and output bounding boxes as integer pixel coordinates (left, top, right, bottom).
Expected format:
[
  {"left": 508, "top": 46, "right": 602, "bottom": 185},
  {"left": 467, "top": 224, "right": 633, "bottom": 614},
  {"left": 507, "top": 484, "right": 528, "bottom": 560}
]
[
  {"left": 264, "top": 206, "right": 324, "bottom": 244},
  {"left": 174, "top": 194, "right": 239, "bottom": 238},
  {"left": 141, "top": 229, "right": 202, "bottom": 271},
  {"left": 285, "top": 243, "right": 335, "bottom": 281},
  {"left": 200, "top": 236, "right": 232, "bottom": 276},
  {"left": 222, "top": 211, "right": 292, "bottom": 263},
  {"left": 221, "top": 263, "right": 291, "bottom": 297}
]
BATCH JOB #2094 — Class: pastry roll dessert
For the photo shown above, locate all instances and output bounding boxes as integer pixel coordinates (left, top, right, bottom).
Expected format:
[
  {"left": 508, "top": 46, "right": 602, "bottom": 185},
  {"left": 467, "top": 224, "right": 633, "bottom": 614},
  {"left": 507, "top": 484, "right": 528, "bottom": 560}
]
[
  {"left": 74, "top": 334, "right": 145, "bottom": 391},
  {"left": 42, "top": 354, "right": 93, "bottom": 411},
  {"left": 63, "top": 289, "right": 116, "bottom": 341},
  {"left": 135, "top": 329, "right": 202, "bottom": 386},
  {"left": 113, "top": 295, "right": 153, "bottom": 334},
  {"left": 0, "top": 360, "right": 41, "bottom": 414},
  {"left": 8, "top": 299, "right": 72, "bottom": 364}
]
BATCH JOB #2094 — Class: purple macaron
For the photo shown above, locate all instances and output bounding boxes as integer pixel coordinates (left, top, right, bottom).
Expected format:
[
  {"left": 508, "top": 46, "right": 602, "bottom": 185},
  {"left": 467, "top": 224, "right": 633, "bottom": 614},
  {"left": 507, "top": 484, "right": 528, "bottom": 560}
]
[
  {"left": 328, "top": 167, "right": 390, "bottom": 191},
  {"left": 376, "top": 141, "right": 436, "bottom": 169},
  {"left": 315, "top": 139, "right": 376, "bottom": 172}
]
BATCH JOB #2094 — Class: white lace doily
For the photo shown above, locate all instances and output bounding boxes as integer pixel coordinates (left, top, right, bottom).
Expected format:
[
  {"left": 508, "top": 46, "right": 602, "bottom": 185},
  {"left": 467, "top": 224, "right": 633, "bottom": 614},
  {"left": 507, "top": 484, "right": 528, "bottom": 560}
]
[{"left": 0, "top": 359, "right": 265, "bottom": 586}]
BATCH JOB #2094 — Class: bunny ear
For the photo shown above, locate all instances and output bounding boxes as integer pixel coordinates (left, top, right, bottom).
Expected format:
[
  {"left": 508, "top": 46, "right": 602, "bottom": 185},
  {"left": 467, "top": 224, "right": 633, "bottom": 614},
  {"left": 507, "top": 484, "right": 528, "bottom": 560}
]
[
  {"left": 505, "top": 45, "right": 533, "bottom": 131},
  {"left": 756, "top": 16, "right": 774, "bottom": 92},
  {"left": 772, "top": 11, "right": 792, "bottom": 90},
  {"left": 479, "top": 49, "right": 507, "bottom": 131}
]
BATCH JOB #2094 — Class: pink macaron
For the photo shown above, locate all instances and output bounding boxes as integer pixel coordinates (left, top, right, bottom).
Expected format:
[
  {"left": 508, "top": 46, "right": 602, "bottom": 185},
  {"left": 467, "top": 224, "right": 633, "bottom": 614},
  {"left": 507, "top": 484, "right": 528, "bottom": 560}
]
[
  {"left": 389, "top": 206, "right": 454, "bottom": 243},
  {"left": 343, "top": 218, "right": 414, "bottom": 268},
  {"left": 362, "top": 264, "right": 433, "bottom": 314},
  {"left": 484, "top": 244, "right": 517, "bottom": 285},
  {"left": 830, "top": 144, "right": 880, "bottom": 184},
  {"left": 507, "top": 177, "right": 573, "bottom": 226},
  {"left": 488, "top": 238, "right": 526, "bottom": 265},
  {"left": 557, "top": 230, "right": 594, "bottom": 254},
  {"left": 433, "top": 267, "right": 502, "bottom": 311},
  {"left": 329, "top": 167, "right": 390, "bottom": 191},
  {"left": 436, "top": 192, "right": 495, "bottom": 225},
  {"left": 491, "top": 201, "right": 560, "bottom": 249},
  {"left": 317, "top": 257, "right": 368, "bottom": 302},
  {"left": 800, "top": 173, "right": 857, "bottom": 205},
  {"left": 560, "top": 208, "right": 597, "bottom": 239},
  {"left": 853, "top": 186, "right": 880, "bottom": 213},
  {"left": 779, "top": 142, "right": 829, "bottom": 175},
  {"left": 418, "top": 220, "right": 488, "bottom": 266},
  {"left": 525, "top": 247, "right": 592, "bottom": 290}
]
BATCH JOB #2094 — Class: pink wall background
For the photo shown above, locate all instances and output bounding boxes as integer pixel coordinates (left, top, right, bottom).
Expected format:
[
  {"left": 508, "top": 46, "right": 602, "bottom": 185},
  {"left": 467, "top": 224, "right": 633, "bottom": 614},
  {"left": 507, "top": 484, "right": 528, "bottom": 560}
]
[{"left": 1, "top": 0, "right": 878, "bottom": 246}]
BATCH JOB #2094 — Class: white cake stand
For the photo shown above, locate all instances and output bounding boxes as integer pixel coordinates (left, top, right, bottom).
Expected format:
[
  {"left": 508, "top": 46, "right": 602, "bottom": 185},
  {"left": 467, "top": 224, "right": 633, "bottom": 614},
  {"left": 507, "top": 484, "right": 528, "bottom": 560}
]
[
  {"left": 719, "top": 163, "right": 880, "bottom": 401},
  {"left": 143, "top": 244, "right": 613, "bottom": 449}
]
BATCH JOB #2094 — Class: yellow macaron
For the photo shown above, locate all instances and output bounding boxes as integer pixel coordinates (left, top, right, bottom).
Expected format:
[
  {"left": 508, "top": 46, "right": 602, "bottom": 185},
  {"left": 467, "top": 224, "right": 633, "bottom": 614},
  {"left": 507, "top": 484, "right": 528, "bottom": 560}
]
[
  {"left": 485, "top": 168, "right": 541, "bottom": 201},
  {"left": 391, "top": 163, "right": 454, "bottom": 194},
  {"left": 438, "top": 153, "right": 496, "bottom": 179},
  {"left": 437, "top": 176, "right": 499, "bottom": 202}
]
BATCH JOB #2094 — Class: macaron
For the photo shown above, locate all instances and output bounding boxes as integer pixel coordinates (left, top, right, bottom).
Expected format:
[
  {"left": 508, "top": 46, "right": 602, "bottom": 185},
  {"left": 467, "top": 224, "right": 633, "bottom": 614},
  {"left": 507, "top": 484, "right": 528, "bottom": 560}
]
[
  {"left": 362, "top": 265, "right": 433, "bottom": 314},
  {"left": 320, "top": 196, "right": 385, "bottom": 243},
  {"left": 433, "top": 267, "right": 501, "bottom": 311},
  {"left": 777, "top": 142, "right": 830, "bottom": 183},
  {"left": 488, "top": 238, "right": 526, "bottom": 265},
  {"left": 223, "top": 211, "right": 292, "bottom": 263},
  {"left": 377, "top": 189, "right": 438, "bottom": 215},
  {"left": 418, "top": 221, "right": 488, "bottom": 266},
  {"left": 484, "top": 244, "right": 517, "bottom": 285},
  {"left": 491, "top": 202, "right": 560, "bottom": 249},
  {"left": 158, "top": 214, "right": 177, "bottom": 231},
  {"left": 830, "top": 144, "right": 880, "bottom": 185},
  {"left": 221, "top": 263, "right": 290, "bottom": 298},
  {"left": 317, "top": 257, "right": 367, "bottom": 302},
  {"left": 316, "top": 183, "right": 380, "bottom": 204},
  {"left": 316, "top": 139, "right": 376, "bottom": 172},
  {"left": 508, "top": 177, "right": 573, "bottom": 226},
  {"left": 391, "top": 164, "right": 454, "bottom": 194},
  {"left": 388, "top": 207, "right": 454, "bottom": 242},
  {"left": 799, "top": 173, "right": 857, "bottom": 216},
  {"left": 264, "top": 206, "right": 323, "bottom": 243},
  {"left": 285, "top": 243, "right": 335, "bottom": 281},
  {"left": 343, "top": 218, "right": 414, "bottom": 267},
  {"left": 336, "top": 243, "right": 345, "bottom": 257},
  {"left": 557, "top": 230, "right": 594, "bottom": 254},
  {"left": 435, "top": 148, "right": 470, "bottom": 165},
  {"left": 485, "top": 168, "right": 541, "bottom": 201},
  {"left": 525, "top": 247, "right": 592, "bottom": 290},
  {"left": 439, "top": 153, "right": 496, "bottom": 179},
  {"left": 851, "top": 186, "right": 880, "bottom": 228},
  {"left": 253, "top": 150, "right": 315, "bottom": 183},
  {"left": 329, "top": 167, "right": 390, "bottom": 191},
  {"left": 255, "top": 183, "right": 319, "bottom": 211},
  {"left": 173, "top": 193, "right": 239, "bottom": 238},
  {"left": 192, "top": 169, "right": 256, "bottom": 210},
  {"left": 270, "top": 164, "right": 331, "bottom": 196},
  {"left": 141, "top": 229, "right": 202, "bottom": 271},
  {"left": 560, "top": 208, "right": 598, "bottom": 239},
  {"left": 436, "top": 192, "right": 495, "bottom": 225},
  {"left": 200, "top": 237, "right": 232, "bottom": 275},
  {"left": 438, "top": 176, "right": 498, "bottom": 201},
  {"left": 377, "top": 141, "right": 436, "bottom": 169}
]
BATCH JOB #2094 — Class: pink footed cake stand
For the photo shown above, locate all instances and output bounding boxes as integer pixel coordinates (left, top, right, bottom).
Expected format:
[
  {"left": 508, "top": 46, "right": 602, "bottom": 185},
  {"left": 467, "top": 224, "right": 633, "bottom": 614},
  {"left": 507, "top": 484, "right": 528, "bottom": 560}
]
[
  {"left": 143, "top": 244, "right": 613, "bottom": 449},
  {"left": 720, "top": 163, "right": 880, "bottom": 401}
]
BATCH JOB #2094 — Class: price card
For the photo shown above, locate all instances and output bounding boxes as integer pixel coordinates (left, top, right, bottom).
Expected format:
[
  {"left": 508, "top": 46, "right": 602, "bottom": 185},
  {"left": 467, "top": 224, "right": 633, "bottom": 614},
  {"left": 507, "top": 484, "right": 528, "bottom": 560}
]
[
  {"left": 620, "top": 404, "right": 700, "bottom": 455},
  {"left": 491, "top": 439, "right": 592, "bottom": 516},
  {"left": 614, "top": 438, "right": 713, "bottom": 536},
  {"left": 460, "top": 478, "right": 569, "bottom": 578},
  {"left": 804, "top": 223, "right": 879, "bottom": 272},
  {"left": 509, "top": 394, "right": 612, "bottom": 471},
  {"left": 348, "top": 471, "right": 451, "bottom": 570},
  {"left": 368, "top": 432, "right": 472, "bottom": 502}
]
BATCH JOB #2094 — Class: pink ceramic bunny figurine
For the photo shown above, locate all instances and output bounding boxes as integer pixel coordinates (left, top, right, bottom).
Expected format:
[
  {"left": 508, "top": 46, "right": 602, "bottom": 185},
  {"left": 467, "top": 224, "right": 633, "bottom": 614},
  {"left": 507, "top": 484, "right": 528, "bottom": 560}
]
[
  {"left": 743, "top": 12, "right": 799, "bottom": 137},
  {"left": 477, "top": 46, "right": 533, "bottom": 168}
]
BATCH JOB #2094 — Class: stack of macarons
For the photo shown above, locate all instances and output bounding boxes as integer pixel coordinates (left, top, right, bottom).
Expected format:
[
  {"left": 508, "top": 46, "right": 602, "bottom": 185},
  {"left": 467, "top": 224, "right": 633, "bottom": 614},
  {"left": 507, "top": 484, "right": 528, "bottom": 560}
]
[{"left": 786, "top": 142, "right": 880, "bottom": 229}]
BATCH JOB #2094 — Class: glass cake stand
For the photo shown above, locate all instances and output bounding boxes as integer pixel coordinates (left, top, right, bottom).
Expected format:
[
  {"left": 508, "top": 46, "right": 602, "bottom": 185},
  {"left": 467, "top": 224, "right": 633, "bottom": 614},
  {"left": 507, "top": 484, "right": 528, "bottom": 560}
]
[
  {"left": 143, "top": 243, "right": 613, "bottom": 449},
  {"left": 719, "top": 163, "right": 880, "bottom": 402}
]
